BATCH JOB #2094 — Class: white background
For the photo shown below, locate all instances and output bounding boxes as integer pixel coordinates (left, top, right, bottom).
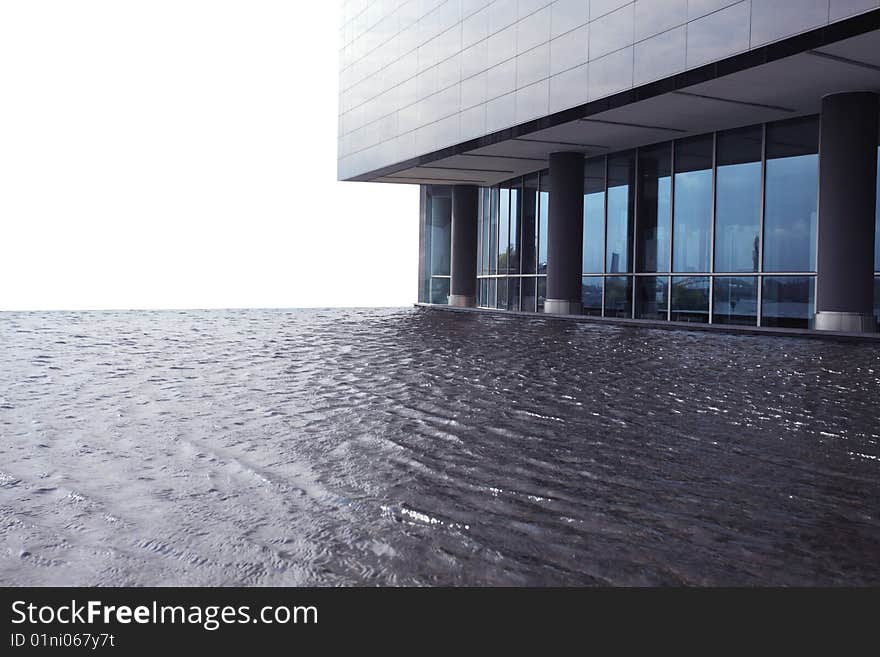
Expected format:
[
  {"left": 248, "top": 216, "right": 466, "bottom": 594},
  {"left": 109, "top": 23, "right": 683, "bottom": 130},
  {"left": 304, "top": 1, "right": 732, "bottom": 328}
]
[{"left": 0, "top": 1, "right": 418, "bottom": 310}]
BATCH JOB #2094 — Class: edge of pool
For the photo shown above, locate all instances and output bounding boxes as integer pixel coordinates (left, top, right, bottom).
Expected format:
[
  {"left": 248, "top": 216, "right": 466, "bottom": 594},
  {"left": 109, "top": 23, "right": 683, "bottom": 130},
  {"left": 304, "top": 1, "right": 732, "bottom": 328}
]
[{"left": 415, "top": 303, "right": 880, "bottom": 343}]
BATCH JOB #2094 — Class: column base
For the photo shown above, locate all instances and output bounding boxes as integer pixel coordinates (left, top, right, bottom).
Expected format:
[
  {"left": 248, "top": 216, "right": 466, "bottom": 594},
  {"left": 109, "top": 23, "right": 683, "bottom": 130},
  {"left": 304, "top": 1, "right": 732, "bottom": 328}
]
[
  {"left": 448, "top": 294, "right": 476, "bottom": 308},
  {"left": 814, "top": 311, "right": 877, "bottom": 332},
  {"left": 544, "top": 299, "right": 582, "bottom": 315}
]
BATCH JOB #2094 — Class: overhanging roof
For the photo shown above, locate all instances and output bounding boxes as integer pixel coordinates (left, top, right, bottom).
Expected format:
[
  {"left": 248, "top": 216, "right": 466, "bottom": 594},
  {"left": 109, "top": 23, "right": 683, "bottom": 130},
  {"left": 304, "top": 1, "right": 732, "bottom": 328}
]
[{"left": 355, "top": 13, "right": 880, "bottom": 187}]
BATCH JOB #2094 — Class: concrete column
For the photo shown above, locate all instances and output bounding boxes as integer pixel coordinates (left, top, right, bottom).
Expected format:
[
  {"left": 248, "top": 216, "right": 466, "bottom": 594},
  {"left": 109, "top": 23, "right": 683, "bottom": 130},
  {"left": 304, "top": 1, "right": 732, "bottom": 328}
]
[
  {"left": 449, "top": 184, "right": 479, "bottom": 307},
  {"left": 815, "top": 92, "right": 878, "bottom": 332},
  {"left": 545, "top": 152, "right": 584, "bottom": 314}
]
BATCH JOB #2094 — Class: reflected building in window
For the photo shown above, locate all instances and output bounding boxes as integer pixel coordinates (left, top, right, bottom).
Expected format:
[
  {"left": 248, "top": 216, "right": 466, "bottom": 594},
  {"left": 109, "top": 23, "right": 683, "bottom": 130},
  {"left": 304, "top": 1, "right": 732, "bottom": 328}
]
[{"left": 343, "top": 2, "right": 880, "bottom": 333}]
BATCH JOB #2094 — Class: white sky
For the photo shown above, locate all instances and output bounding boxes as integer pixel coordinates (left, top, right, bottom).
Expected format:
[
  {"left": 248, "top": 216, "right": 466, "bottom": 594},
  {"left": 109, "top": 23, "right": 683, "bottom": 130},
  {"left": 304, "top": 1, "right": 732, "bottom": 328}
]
[{"left": 0, "top": 1, "right": 418, "bottom": 311}]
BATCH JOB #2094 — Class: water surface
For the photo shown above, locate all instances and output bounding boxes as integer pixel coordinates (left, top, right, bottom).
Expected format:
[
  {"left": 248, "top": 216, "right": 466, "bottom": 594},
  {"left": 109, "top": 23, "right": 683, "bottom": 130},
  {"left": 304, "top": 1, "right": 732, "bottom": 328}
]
[{"left": 1, "top": 308, "right": 878, "bottom": 585}]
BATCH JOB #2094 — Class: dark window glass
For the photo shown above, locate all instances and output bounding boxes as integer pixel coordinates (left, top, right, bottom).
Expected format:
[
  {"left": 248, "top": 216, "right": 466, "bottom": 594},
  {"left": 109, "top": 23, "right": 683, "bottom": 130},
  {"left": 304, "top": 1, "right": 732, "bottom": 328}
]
[
  {"left": 762, "top": 276, "right": 815, "bottom": 328},
  {"left": 713, "top": 276, "right": 758, "bottom": 325},
  {"left": 635, "top": 276, "right": 669, "bottom": 320},
  {"left": 508, "top": 276, "right": 520, "bottom": 311},
  {"left": 430, "top": 277, "right": 450, "bottom": 304},
  {"left": 581, "top": 276, "right": 603, "bottom": 316},
  {"left": 488, "top": 277, "right": 497, "bottom": 309},
  {"left": 522, "top": 174, "right": 539, "bottom": 274},
  {"left": 497, "top": 277, "right": 508, "bottom": 310},
  {"left": 538, "top": 173, "right": 550, "bottom": 273},
  {"left": 583, "top": 158, "right": 606, "bottom": 273},
  {"left": 498, "top": 188, "right": 510, "bottom": 273},
  {"left": 521, "top": 276, "right": 537, "bottom": 313},
  {"left": 478, "top": 278, "right": 488, "bottom": 307},
  {"left": 764, "top": 117, "right": 818, "bottom": 272},
  {"left": 606, "top": 152, "right": 634, "bottom": 273},
  {"left": 636, "top": 143, "right": 671, "bottom": 272},
  {"left": 537, "top": 276, "right": 547, "bottom": 312},
  {"left": 604, "top": 276, "right": 632, "bottom": 318},
  {"left": 874, "top": 277, "right": 880, "bottom": 330},
  {"left": 715, "top": 126, "right": 762, "bottom": 273},
  {"left": 671, "top": 276, "right": 709, "bottom": 323},
  {"left": 509, "top": 185, "right": 520, "bottom": 274},
  {"left": 875, "top": 148, "right": 879, "bottom": 272},
  {"left": 673, "top": 136, "right": 713, "bottom": 273}
]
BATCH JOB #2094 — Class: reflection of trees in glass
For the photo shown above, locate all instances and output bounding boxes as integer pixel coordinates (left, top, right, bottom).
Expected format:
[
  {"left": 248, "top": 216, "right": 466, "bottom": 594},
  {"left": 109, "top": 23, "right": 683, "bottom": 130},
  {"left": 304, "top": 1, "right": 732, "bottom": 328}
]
[{"left": 496, "top": 247, "right": 519, "bottom": 273}]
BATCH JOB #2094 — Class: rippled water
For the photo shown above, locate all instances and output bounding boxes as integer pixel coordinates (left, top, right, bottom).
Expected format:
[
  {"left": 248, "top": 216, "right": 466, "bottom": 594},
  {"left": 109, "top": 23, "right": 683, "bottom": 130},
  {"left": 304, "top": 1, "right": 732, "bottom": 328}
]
[{"left": 1, "top": 307, "right": 879, "bottom": 586}]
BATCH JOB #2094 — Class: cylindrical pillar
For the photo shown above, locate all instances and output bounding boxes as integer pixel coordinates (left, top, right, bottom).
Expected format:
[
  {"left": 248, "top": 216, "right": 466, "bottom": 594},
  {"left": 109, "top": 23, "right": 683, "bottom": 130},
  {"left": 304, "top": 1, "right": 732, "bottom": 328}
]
[
  {"left": 815, "top": 92, "right": 878, "bottom": 332},
  {"left": 449, "top": 184, "right": 479, "bottom": 307},
  {"left": 545, "top": 152, "right": 584, "bottom": 314}
]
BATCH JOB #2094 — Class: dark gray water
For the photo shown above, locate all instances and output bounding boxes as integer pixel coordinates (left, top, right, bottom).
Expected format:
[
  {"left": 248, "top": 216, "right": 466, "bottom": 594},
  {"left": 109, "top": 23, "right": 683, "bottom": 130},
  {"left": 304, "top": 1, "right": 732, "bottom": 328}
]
[{"left": 1, "top": 308, "right": 879, "bottom": 586}]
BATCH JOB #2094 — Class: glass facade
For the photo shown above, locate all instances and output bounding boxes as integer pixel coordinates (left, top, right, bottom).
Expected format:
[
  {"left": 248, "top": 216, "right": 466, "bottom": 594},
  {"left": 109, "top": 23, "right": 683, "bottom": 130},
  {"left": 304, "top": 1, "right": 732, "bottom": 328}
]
[
  {"left": 763, "top": 117, "right": 819, "bottom": 273},
  {"left": 470, "top": 115, "right": 880, "bottom": 332},
  {"left": 715, "top": 126, "right": 762, "bottom": 273},
  {"left": 477, "top": 171, "right": 549, "bottom": 311},
  {"left": 422, "top": 185, "right": 452, "bottom": 304},
  {"left": 672, "top": 136, "right": 713, "bottom": 274}
]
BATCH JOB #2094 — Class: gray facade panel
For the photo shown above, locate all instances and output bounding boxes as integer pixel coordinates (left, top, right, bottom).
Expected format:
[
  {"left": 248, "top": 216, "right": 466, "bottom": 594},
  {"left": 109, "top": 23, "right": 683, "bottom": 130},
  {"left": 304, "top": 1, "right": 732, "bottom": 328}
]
[
  {"left": 338, "top": 0, "right": 880, "bottom": 180},
  {"left": 634, "top": 25, "right": 686, "bottom": 86}
]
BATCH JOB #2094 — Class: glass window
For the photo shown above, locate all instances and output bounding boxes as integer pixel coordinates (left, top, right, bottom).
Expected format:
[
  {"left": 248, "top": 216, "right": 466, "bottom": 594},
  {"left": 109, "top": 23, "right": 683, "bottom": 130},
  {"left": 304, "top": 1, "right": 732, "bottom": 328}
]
[
  {"left": 636, "top": 143, "right": 671, "bottom": 273},
  {"left": 478, "top": 278, "right": 488, "bottom": 307},
  {"left": 509, "top": 185, "right": 520, "bottom": 274},
  {"left": 430, "top": 277, "right": 450, "bottom": 305},
  {"left": 429, "top": 189, "right": 452, "bottom": 276},
  {"left": 480, "top": 188, "right": 491, "bottom": 275},
  {"left": 488, "top": 277, "right": 497, "bottom": 309},
  {"left": 521, "top": 276, "right": 537, "bottom": 313},
  {"left": 713, "top": 276, "right": 758, "bottom": 326},
  {"left": 604, "top": 276, "right": 632, "bottom": 318},
  {"left": 497, "top": 276, "right": 508, "bottom": 310},
  {"left": 635, "top": 276, "right": 669, "bottom": 320},
  {"left": 583, "top": 157, "right": 606, "bottom": 273},
  {"left": 715, "top": 126, "right": 762, "bottom": 273},
  {"left": 874, "top": 277, "right": 879, "bottom": 331},
  {"left": 764, "top": 117, "right": 819, "bottom": 272},
  {"left": 581, "top": 276, "right": 603, "bottom": 316},
  {"left": 762, "top": 276, "right": 815, "bottom": 329},
  {"left": 498, "top": 188, "right": 510, "bottom": 273},
  {"left": 488, "top": 188, "right": 498, "bottom": 276},
  {"left": 606, "top": 152, "right": 634, "bottom": 273},
  {"left": 673, "top": 136, "right": 713, "bottom": 273},
  {"left": 537, "top": 276, "right": 547, "bottom": 312},
  {"left": 671, "top": 276, "right": 709, "bottom": 323},
  {"left": 875, "top": 147, "right": 879, "bottom": 272},
  {"left": 538, "top": 173, "right": 549, "bottom": 274},
  {"left": 508, "top": 276, "right": 520, "bottom": 311},
  {"left": 522, "top": 174, "right": 539, "bottom": 275}
]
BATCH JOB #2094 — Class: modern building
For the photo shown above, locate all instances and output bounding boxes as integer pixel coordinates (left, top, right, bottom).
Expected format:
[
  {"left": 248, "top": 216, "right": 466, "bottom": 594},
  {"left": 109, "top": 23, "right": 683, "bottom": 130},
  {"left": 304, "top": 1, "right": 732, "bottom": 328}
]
[{"left": 339, "top": 0, "right": 880, "bottom": 332}]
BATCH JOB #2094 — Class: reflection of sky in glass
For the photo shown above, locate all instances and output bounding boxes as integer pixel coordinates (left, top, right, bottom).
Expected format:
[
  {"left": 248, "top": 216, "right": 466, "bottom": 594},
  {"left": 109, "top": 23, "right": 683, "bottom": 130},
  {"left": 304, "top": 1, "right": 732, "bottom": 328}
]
[
  {"left": 654, "top": 177, "right": 671, "bottom": 271},
  {"left": 673, "top": 169, "right": 712, "bottom": 272},
  {"left": 538, "top": 191, "right": 549, "bottom": 270},
  {"left": 764, "top": 154, "right": 818, "bottom": 272},
  {"left": 509, "top": 188, "right": 519, "bottom": 273},
  {"left": 488, "top": 189, "right": 498, "bottom": 275},
  {"left": 606, "top": 185, "right": 630, "bottom": 272},
  {"left": 583, "top": 192, "right": 604, "bottom": 272},
  {"left": 715, "top": 162, "right": 761, "bottom": 272},
  {"left": 498, "top": 189, "right": 509, "bottom": 271},
  {"left": 429, "top": 196, "right": 451, "bottom": 276}
]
